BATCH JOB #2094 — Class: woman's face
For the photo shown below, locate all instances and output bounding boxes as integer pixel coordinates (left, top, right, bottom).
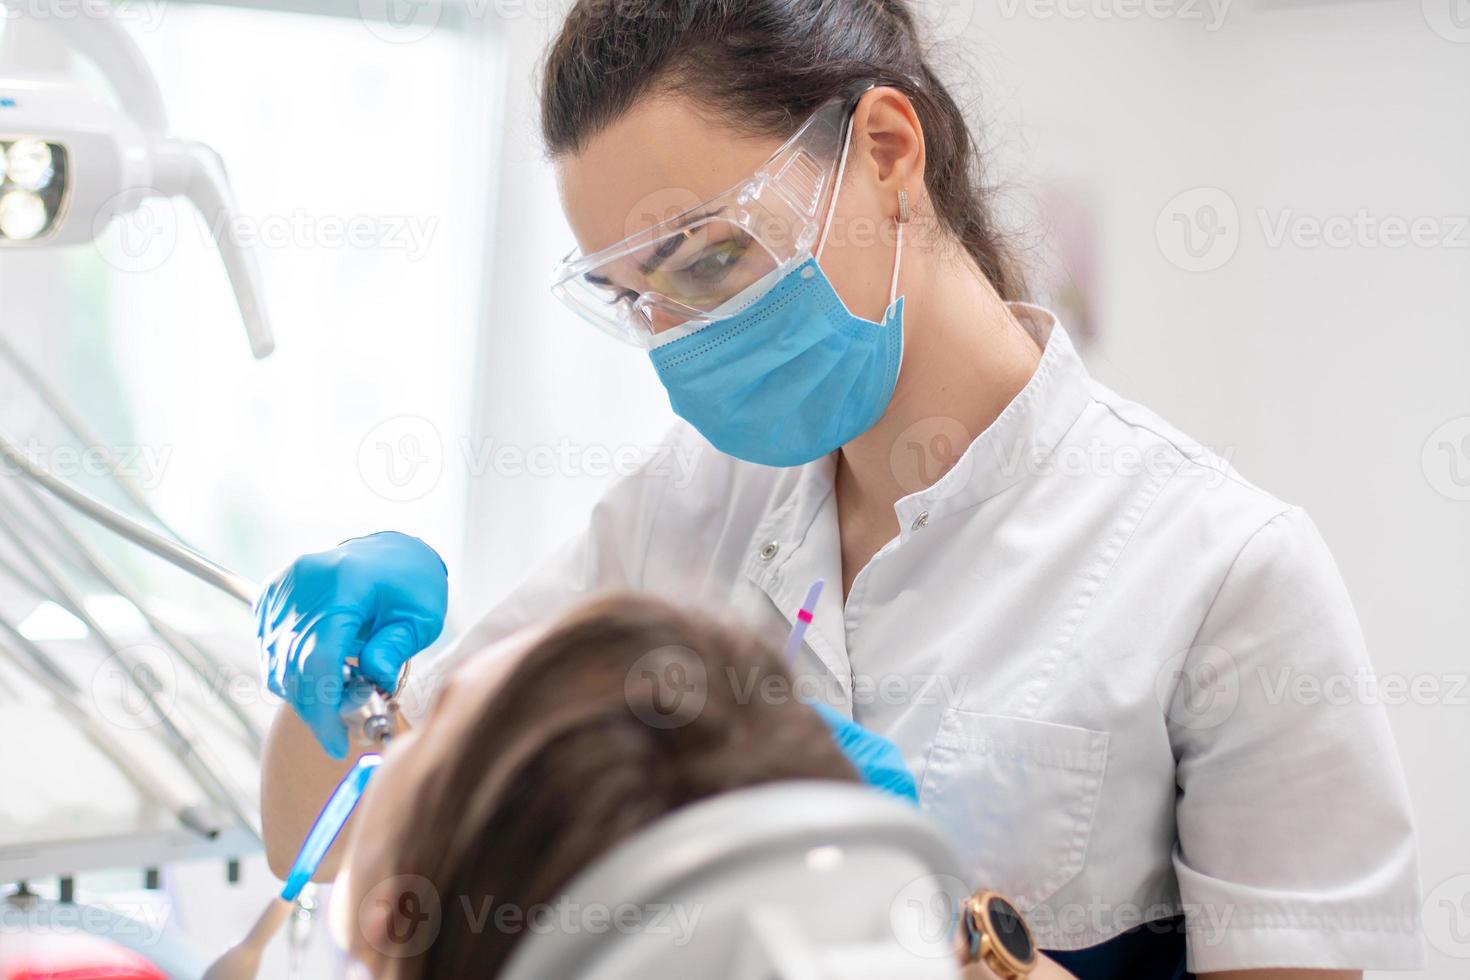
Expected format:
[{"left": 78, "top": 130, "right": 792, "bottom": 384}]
[
  {"left": 554, "top": 93, "right": 907, "bottom": 336},
  {"left": 333, "top": 627, "right": 545, "bottom": 971}
]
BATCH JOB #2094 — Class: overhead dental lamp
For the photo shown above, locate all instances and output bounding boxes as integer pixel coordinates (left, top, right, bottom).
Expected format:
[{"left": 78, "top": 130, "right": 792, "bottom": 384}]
[{"left": 0, "top": 1, "right": 275, "bottom": 358}]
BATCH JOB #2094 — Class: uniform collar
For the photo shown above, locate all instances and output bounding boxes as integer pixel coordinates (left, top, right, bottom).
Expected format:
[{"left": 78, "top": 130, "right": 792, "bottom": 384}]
[
  {"left": 748, "top": 304, "right": 1091, "bottom": 553},
  {"left": 742, "top": 304, "right": 1090, "bottom": 683},
  {"left": 890, "top": 303, "right": 1092, "bottom": 535}
]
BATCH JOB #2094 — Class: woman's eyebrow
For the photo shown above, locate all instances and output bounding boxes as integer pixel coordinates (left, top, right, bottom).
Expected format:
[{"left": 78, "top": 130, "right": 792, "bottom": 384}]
[
  {"left": 580, "top": 206, "right": 732, "bottom": 286},
  {"left": 636, "top": 232, "right": 691, "bottom": 277},
  {"left": 637, "top": 207, "right": 731, "bottom": 274}
]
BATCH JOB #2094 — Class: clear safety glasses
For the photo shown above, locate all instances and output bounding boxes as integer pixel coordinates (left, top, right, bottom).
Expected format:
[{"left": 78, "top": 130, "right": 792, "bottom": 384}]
[{"left": 550, "top": 92, "right": 863, "bottom": 348}]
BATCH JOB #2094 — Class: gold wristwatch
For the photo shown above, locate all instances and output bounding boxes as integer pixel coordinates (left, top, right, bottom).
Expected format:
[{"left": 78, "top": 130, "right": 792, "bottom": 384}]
[{"left": 960, "top": 890, "right": 1038, "bottom": 979}]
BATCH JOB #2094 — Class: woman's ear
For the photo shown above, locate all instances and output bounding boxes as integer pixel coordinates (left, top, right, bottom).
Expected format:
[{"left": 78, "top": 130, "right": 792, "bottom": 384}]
[{"left": 850, "top": 86, "right": 927, "bottom": 213}]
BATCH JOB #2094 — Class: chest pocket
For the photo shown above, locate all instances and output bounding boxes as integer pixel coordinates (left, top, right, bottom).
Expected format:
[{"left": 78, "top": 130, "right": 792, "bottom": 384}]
[{"left": 918, "top": 710, "right": 1109, "bottom": 912}]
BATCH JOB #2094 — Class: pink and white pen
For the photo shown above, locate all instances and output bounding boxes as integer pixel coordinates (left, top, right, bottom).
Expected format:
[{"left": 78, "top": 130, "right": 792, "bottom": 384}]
[{"left": 783, "top": 578, "right": 825, "bottom": 663}]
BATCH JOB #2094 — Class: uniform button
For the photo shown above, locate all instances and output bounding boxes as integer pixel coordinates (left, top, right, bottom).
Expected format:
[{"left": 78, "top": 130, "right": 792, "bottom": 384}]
[
  {"left": 911, "top": 511, "right": 930, "bottom": 530},
  {"left": 759, "top": 541, "right": 780, "bottom": 561}
]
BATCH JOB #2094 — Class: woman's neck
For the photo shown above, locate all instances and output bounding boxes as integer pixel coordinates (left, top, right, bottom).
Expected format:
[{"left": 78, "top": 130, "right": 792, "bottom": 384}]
[{"left": 837, "top": 246, "right": 1043, "bottom": 528}]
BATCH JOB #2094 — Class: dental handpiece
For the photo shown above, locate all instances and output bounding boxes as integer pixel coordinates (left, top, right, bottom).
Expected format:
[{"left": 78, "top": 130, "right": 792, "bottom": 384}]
[{"left": 340, "top": 670, "right": 397, "bottom": 748}]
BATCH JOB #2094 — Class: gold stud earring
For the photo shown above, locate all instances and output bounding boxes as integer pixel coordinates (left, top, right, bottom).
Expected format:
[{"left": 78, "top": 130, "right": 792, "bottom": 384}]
[{"left": 897, "top": 188, "right": 911, "bottom": 224}]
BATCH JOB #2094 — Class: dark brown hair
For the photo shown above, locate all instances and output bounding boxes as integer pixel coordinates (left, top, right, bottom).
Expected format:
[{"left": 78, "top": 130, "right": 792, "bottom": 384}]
[
  {"left": 387, "top": 594, "right": 858, "bottom": 978},
  {"left": 539, "top": 0, "right": 1023, "bottom": 300}
]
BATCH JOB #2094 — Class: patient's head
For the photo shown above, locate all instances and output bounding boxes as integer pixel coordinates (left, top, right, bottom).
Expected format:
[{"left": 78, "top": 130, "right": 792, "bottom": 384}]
[{"left": 341, "top": 594, "right": 858, "bottom": 977}]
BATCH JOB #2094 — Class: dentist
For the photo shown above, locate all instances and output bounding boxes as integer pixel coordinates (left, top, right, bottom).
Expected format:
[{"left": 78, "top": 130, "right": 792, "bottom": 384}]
[{"left": 258, "top": 2, "right": 1423, "bottom": 977}]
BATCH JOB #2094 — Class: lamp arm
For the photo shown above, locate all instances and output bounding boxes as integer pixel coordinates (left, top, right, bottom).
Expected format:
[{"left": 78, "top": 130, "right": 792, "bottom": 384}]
[
  {"left": 153, "top": 140, "right": 276, "bottom": 358},
  {"left": 0, "top": 0, "right": 169, "bottom": 136}
]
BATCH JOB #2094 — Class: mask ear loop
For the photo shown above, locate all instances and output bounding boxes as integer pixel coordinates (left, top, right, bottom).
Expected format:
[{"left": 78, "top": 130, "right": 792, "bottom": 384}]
[
  {"left": 815, "top": 112, "right": 856, "bottom": 263},
  {"left": 889, "top": 187, "right": 910, "bottom": 311},
  {"left": 816, "top": 110, "right": 910, "bottom": 317}
]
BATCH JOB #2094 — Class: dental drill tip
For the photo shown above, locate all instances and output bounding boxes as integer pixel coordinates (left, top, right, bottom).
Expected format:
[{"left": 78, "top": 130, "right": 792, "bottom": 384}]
[{"left": 362, "top": 713, "right": 393, "bottom": 745}]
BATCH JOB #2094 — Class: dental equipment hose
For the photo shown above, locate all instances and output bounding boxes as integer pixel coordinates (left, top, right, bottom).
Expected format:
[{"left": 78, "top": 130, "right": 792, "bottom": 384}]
[
  {"left": 0, "top": 429, "right": 400, "bottom": 795},
  {"left": 0, "top": 435, "right": 414, "bottom": 975},
  {"left": 0, "top": 429, "right": 392, "bottom": 695},
  {"left": 0, "top": 332, "right": 188, "bottom": 544},
  {"left": 0, "top": 623, "right": 223, "bottom": 839},
  {"left": 0, "top": 430, "right": 257, "bottom": 605},
  {"left": 19, "top": 481, "right": 264, "bottom": 749},
  {"left": 0, "top": 501, "right": 262, "bottom": 837},
  {"left": 0, "top": 337, "right": 263, "bottom": 747}
]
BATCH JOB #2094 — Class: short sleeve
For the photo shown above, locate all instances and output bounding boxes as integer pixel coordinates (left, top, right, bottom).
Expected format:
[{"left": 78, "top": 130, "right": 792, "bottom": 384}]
[
  {"left": 396, "top": 454, "right": 673, "bottom": 725},
  {"left": 1168, "top": 507, "right": 1425, "bottom": 972}
]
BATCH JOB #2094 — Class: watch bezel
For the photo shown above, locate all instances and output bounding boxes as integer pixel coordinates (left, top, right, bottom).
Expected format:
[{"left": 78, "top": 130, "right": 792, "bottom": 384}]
[{"left": 963, "top": 890, "right": 1038, "bottom": 977}]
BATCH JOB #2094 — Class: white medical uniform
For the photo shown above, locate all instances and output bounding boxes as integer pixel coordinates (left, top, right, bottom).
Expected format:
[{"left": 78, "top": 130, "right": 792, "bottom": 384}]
[{"left": 408, "top": 305, "right": 1424, "bottom": 973}]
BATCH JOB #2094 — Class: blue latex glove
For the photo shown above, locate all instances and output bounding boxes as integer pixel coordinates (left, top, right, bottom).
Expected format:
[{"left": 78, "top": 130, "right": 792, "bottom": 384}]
[
  {"left": 256, "top": 531, "right": 448, "bottom": 758},
  {"left": 810, "top": 702, "right": 918, "bottom": 803}
]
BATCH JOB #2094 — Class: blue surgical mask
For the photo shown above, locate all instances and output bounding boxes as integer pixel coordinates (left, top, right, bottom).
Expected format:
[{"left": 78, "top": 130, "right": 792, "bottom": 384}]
[{"left": 648, "top": 185, "right": 908, "bottom": 468}]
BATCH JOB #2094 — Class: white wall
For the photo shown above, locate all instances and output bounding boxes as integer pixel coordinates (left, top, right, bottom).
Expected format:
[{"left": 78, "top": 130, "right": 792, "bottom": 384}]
[
  {"left": 948, "top": 6, "right": 1469, "bottom": 977},
  {"left": 456, "top": 5, "right": 677, "bottom": 607},
  {"left": 463, "top": 3, "right": 1469, "bottom": 977}
]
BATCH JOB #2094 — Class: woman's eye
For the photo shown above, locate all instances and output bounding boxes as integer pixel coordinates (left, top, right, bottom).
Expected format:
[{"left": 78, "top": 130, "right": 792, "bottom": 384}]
[
  {"left": 678, "top": 238, "right": 748, "bottom": 288},
  {"left": 603, "top": 287, "right": 640, "bottom": 308}
]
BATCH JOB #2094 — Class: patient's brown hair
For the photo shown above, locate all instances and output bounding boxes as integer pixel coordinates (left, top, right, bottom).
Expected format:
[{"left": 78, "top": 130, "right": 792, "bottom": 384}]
[{"left": 387, "top": 594, "right": 859, "bottom": 978}]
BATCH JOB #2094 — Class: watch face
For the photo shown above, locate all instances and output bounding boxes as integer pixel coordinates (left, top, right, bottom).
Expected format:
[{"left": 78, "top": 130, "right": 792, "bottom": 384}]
[{"left": 988, "top": 896, "right": 1035, "bottom": 964}]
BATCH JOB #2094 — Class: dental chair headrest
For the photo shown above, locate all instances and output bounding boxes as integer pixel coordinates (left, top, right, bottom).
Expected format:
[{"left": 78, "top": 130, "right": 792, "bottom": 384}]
[{"left": 497, "top": 780, "right": 968, "bottom": 980}]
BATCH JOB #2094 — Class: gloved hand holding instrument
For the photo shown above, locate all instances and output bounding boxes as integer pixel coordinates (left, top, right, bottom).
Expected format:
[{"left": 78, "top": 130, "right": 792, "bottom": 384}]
[
  {"left": 5, "top": 432, "right": 914, "bottom": 975},
  {"left": 255, "top": 531, "right": 448, "bottom": 759},
  {"left": 1, "top": 431, "right": 428, "bottom": 758},
  {"left": 0, "top": 435, "right": 428, "bottom": 976}
]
